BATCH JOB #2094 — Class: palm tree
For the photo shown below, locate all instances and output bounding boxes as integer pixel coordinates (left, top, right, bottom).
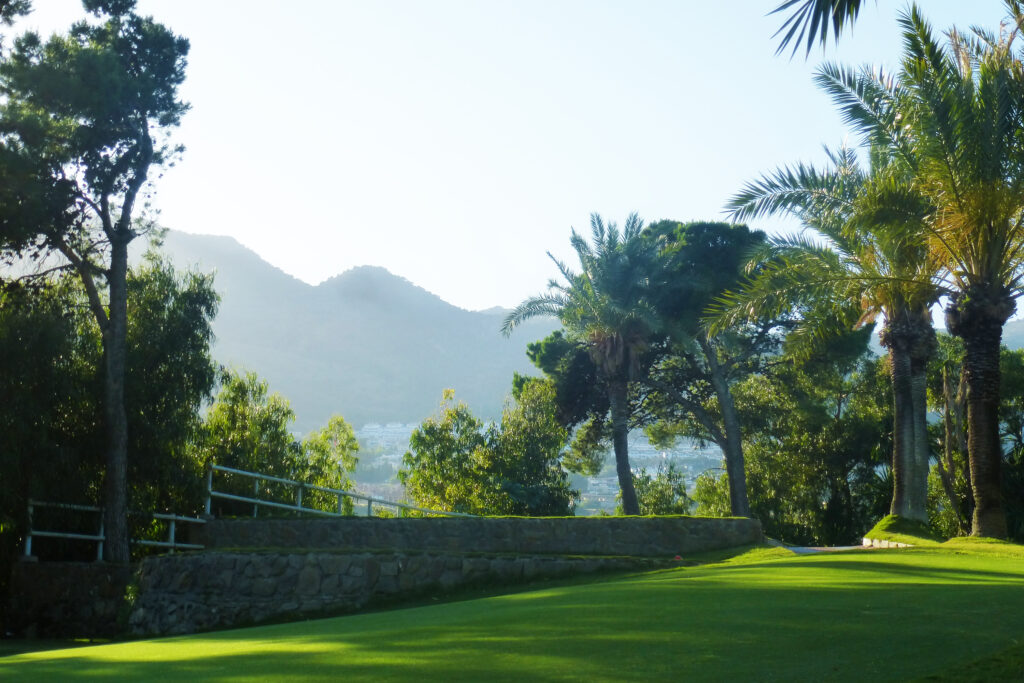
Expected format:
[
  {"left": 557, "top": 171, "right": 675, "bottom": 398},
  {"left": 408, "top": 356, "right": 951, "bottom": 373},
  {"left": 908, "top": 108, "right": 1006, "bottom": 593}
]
[
  {"left": 502, "top": 213, "right": 652, "bottom": 515},
  {"left": 724, "top": 145, "right": 940, "bottom": 522},
  {"left": 893, "top": 5, "right": 1024, "bottom": 537},
  {"left": 805, "top": 3, "right": 1024, "bottom": 537}
]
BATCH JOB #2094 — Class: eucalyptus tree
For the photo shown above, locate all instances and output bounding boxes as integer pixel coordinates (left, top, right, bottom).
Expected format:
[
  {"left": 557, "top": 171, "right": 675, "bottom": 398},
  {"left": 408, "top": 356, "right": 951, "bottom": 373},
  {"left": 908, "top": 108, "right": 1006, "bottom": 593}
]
[
  {"left": 724, "top": 145, "right": 940, "bottom": 522},
  {"left": 0, "top": 0, "right": 189, "bottom": 560},
  {"left": 503, "top": 213, "right": 653, "bottom": 515}
]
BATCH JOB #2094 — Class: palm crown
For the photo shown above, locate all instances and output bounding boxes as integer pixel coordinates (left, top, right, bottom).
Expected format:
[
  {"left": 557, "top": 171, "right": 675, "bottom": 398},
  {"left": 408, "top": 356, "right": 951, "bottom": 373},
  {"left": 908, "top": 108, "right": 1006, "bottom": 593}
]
[{"left": 502, "top": 213, "right": 654, "bottom": 382}]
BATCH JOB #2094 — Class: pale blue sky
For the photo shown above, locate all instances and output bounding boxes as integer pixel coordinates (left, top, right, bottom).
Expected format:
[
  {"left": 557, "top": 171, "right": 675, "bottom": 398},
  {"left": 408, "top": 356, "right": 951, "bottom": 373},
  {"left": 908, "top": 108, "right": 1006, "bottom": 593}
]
[{"left": 14, "top": 1, "right": 1011, "bottom": 310}]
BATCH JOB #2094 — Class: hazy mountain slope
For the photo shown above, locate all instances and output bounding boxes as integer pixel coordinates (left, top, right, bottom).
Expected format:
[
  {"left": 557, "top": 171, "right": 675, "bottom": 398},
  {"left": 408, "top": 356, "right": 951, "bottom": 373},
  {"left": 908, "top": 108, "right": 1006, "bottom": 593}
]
[{"left": 138, "top": 231, "right": 558, "bottom": 432}]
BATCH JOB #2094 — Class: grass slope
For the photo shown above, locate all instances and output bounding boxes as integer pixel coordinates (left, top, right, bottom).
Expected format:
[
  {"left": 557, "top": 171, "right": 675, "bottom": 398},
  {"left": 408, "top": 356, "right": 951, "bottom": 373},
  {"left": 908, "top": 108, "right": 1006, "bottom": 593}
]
[
  {"left": 863, "top": 515, "right": 943, "bottom": 546},
  {"left": 3, "top": 545, "right": 1024, "bottom": 681}
]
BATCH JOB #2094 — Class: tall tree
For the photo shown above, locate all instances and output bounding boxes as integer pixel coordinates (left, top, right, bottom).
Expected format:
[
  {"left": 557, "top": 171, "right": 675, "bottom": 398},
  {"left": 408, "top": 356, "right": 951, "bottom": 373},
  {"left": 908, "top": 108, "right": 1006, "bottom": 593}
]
[
  {"left": 503, "top": 213, "right": 653, "bottom": 515},
  {"left": 724, "top": 145, "right": 939, "bottom": 522},
  {"left": 641, "top": 221, "right": 777, "bottom": 518},
  {"left": 901, "top": 4, "right": 1024, "bottom": 538},
  {"left": 821, "top": 3, "right": 1024, "bottom": 536},
  {"left": 0, "top": 1, "right": 189, "bottom": 560}
]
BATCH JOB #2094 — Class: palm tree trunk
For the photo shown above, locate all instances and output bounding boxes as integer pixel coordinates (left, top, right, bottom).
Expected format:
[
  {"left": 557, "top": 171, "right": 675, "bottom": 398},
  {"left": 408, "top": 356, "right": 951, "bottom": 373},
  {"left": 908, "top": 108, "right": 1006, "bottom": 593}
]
[
  {"left": 103, "top": 235, "right": 131, "bottom": 563},
  {"left": 908, "top": 361, "right": 929, "bottom": 522},
  {"left": 887, "top": 342, "right": 915, "bottom": 519},
  {"left": 608, "top": 378, "right": 640, "bottom": 515},
  {"left": 907, "top": 317, "right": 936, "bottom": 523},
  {"left": 948, "top": 294, "right": 1010, "bottom": 539},
  {"left": 960, "top": 326, "right": 1007, "bottom": 538}
]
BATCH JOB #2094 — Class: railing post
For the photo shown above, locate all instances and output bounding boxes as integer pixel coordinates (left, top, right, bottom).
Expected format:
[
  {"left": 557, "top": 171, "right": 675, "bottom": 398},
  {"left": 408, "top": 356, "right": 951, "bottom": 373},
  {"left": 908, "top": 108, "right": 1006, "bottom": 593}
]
[
  {"left": 169, "top": 518, "right": 177, "bottom": 554},
  {"left": 337, "top": 492, "right": 344, "bottom": 515},
  {"left": 96, "top": 513, "right": 105, "bottom": 562},
  {"left": 24, "top": 500, "right": 33, "bottom": 557},
  {"left": 296, "top": 483, "right": 303, "bottom": 512},
  {"left": 205, "top": 467, "right": 213, "bottom": 516},
  {"left": 367, "top": 498, "right": 372, "bottom": 517},
  {"left": 253, "top": 478, "right": 260, "bottom": 518}
]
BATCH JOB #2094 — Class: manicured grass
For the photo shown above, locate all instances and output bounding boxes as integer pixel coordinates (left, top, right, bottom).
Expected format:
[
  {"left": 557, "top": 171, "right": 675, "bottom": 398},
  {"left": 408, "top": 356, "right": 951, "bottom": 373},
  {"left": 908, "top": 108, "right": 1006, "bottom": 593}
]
[{"left": 3, "top": 544, "right": 1024, "bottom": 681}]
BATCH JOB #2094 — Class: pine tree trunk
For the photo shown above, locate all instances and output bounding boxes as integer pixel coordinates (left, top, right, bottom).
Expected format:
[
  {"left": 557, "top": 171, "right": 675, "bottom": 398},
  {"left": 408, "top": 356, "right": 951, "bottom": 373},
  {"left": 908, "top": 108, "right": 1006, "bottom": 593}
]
[
  {"left": 103, "top": 235, "right": 131, "bottom": 563},
  {"left": 939, "top": 365, "right": 970, "bottom": 534},
  {"left": 608, "top": 379, "right": 639, "bottom": 515},
  {"left": 702, "top": 339, "right": 750, "bottom": 517},
  {"left": 947, "top": 293, "right": 1011, "bottom": 539}
]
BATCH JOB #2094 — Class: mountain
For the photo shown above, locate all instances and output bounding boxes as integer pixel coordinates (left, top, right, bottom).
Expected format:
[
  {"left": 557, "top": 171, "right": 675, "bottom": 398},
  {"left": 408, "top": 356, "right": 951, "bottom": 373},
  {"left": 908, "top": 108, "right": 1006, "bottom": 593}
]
[{"left": 136, "top": 231, "right": 559, "bottom": 433}]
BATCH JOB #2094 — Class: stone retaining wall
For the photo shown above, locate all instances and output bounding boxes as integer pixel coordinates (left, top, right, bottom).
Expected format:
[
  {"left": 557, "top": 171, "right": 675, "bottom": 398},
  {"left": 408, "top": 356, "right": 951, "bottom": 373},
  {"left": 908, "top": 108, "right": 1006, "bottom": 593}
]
[
  {"left": 197, "top": 516, "right": 762, "bottom": 557},
  {"left": 129, "top": 551, "right": 665, "bottom": 636}
]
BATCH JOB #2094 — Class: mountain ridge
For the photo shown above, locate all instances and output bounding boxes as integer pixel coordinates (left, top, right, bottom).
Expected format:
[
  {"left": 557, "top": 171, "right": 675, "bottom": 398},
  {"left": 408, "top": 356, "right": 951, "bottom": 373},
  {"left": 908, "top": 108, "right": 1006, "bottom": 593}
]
[{"left": 133, "top": 231, "right": 559, "bottom": 432}]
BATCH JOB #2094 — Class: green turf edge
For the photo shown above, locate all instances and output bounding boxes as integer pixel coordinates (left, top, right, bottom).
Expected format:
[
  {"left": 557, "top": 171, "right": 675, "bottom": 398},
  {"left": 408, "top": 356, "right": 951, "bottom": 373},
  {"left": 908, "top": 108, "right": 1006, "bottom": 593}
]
[
  {"left": 863, "top": 515, "right": 943, "bottom": 546},
  {"left": 940, "top": 536, "right": 1024, "bottom": 558}
]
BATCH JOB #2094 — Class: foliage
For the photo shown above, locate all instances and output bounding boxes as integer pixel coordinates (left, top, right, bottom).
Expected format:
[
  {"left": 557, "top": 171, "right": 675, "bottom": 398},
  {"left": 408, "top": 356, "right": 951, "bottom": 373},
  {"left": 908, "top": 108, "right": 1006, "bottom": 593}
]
[
  {"left": 927, "top": 341, "right": 1024, "bottom": 542},
  {"left": 198, "top": 369, "right": 301, "bottom": 477},
  {"left": 0, "top": 254, "right": 217, "bottom": 627},
  {"left": 522, "top": 331, "right": 606, "bottom": 429},
  {"left": 123, "top": 251, "right": 218, "bottom": 516},
  {"left": 196, "top": 368, "right": 360, "bottom": 516},
  {"left": 691, "top": 471, "right": 731, "bottom": 518},
  {"left": 695, "top": 333, "right": 891, "bottom": 545},
  {"left": 400, "top": 386, "right": 577, "bottom": 516},
  {"left": 0, "top": 0, "right": 191, "bottom": 561},
  {"left": 615, "top": 463, "right": 691, "bottom": 516},
  {"left": 0, "top": 278, "right": 101, "bottom": 601},
  {"left": 399, "top": 390, "right": 488, "bottom": 514}
]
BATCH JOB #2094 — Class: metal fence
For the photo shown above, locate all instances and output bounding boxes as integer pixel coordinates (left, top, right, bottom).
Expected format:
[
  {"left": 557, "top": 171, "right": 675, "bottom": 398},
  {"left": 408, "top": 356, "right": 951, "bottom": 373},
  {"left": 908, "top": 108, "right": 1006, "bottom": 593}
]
[
  {"left": 23, "top": 465, "right": 473, "bottom": 561},
  {"left": 205, "top": 464, "right": 474, "bottom": 519},
  {"left": 23, "top": 500, "right": 206, "bottom": 559}
]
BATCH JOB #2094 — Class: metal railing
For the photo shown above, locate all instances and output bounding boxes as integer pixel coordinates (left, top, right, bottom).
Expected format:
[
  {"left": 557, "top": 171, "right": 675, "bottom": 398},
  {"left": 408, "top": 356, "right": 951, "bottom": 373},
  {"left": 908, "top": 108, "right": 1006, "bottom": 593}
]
[
  {"left": 205, "top": 464, "right": 475, "bottom": 518},
  {"left": 24, "top": 500, "right": 206, "bottom": 559}
]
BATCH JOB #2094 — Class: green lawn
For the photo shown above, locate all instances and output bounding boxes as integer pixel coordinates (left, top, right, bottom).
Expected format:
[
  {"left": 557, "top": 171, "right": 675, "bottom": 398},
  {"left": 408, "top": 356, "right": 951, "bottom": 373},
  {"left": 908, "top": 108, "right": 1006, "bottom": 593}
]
[{"left": 2, "top": 542, "right": 1023, "bottom": 681}]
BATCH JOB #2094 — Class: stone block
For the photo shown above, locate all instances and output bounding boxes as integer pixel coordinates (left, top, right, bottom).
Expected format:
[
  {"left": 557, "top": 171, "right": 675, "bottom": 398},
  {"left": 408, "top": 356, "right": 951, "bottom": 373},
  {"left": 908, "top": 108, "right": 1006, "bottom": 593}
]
[
  {"left": 296, "top": 565, "right": 321, "bottom": 595},
  {"left": 252, "top": 578, "right": 276, "bottom": 597}
]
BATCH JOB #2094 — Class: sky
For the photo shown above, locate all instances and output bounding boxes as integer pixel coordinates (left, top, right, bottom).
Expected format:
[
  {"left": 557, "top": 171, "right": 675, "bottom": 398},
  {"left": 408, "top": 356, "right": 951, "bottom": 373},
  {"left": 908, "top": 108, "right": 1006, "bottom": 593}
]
[{"left": 12, "top": 1, "right": 1012, "bottom": 311}]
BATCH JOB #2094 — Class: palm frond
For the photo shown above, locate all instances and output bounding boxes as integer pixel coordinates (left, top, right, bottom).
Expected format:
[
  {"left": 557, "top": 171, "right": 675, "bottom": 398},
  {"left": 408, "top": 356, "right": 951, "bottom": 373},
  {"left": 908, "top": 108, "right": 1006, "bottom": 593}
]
[
  {"left": 771, "top": 0, "right": 867, "bottom": 58},
  {"left": 814, "top": 63, "right": 916, "bottom": 167}
]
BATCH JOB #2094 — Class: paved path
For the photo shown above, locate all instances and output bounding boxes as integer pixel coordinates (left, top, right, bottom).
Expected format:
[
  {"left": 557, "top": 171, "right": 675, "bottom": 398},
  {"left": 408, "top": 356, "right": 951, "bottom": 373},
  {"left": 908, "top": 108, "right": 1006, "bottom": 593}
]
[{"left": 765, "top": 537, "right": 867, "bottom": 554}]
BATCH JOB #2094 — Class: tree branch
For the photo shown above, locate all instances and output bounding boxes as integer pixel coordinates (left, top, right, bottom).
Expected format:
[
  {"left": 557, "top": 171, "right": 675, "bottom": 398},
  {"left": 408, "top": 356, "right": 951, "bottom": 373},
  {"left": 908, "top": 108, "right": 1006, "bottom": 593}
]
[{"left": 52, "top": 236, "right": 109, "bottom": 332}]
